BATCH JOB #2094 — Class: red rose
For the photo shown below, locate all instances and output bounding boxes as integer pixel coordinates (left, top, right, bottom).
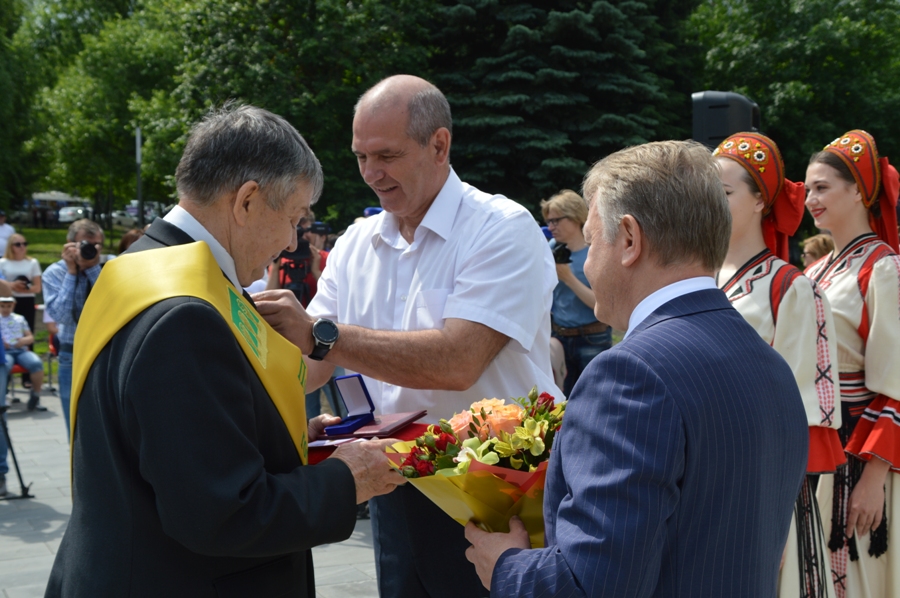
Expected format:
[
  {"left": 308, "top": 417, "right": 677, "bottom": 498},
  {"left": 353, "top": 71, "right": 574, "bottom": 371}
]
[
  {"left": 414, "top": 458, "right": 435, "bottom": 477},
  {"left": 538, "top": 392, "right": 555, "bottom": 409},
  {"left": 434, "top": 432, "right": 457, "bottom": 452},
  {"left": 529, "top": 392, "right": 556, "bottom": 416},
  {"left": 400, "top": 446, "right": 426, "bottom": 469}
]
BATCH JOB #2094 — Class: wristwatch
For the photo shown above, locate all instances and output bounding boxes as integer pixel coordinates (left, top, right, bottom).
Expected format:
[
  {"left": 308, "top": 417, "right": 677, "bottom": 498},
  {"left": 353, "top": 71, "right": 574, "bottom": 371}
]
[{"left": 309, "top": 318, "right": 339, "bottom": 361}]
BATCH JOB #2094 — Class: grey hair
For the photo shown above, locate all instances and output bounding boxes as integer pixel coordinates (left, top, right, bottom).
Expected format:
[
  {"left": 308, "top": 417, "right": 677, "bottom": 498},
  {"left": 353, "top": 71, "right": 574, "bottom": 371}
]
[
  {"left": 66, "top": 218, "right": 103, "bottom": 242},
  {"left": 354, "top": 80, "right": 452, "bottom": 146},
  {"left": 582, "top": 140, "right": 731, "bottom": 272},
  {"left": 175, "top": 103, "right": 324, "bottom": 209}
]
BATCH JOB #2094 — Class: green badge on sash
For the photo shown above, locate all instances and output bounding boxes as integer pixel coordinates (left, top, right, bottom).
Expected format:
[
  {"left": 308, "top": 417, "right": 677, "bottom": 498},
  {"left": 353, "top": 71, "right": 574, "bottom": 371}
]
[{"left": 229, "top": 288, "right": 268, "bottom": 368}]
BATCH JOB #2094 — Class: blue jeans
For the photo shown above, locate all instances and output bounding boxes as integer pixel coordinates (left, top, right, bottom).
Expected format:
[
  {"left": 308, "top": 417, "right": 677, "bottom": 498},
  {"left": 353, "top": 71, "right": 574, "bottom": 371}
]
[
  {"left": 59, "top": 351, "right": 72, "bottom": 439},
  {"left": 5, "top": 348, "right": 44, "bottom": 373},
  {"left": 0, "top": 363, "right": 9, "bottom": 475},
  {"left": 553, "top": 328, "right": 612, "bottom": 396}
]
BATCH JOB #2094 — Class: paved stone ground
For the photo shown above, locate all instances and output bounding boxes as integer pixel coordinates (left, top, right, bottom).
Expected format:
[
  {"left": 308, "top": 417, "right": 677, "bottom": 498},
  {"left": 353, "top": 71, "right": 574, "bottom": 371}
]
[{"left": 0, "top": 384, "right": 379, "bottom": 598}]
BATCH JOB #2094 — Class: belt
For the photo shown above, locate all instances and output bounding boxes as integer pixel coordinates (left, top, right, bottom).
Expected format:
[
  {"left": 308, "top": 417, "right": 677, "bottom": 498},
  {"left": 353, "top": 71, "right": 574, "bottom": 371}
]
[
  {"left": 551, "top": 321, "right": 609, "bottom": 337},
  {"left": 60, "top": 343, "right": 74, "bottom": 354}
]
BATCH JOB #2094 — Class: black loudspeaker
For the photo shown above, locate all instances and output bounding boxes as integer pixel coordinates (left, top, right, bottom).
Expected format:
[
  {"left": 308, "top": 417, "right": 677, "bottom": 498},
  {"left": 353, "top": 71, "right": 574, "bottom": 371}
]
[{"left": 692, "top": 91, "right": 761, "bottom": 149}]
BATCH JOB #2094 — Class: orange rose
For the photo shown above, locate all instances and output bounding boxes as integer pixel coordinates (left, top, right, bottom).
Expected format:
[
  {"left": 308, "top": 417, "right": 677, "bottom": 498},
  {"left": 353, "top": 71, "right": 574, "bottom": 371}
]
[
  {"left": 486, "top": 403, "right": 524, "bottom": 438},
  {"left": 448, "top": 410, "right": 475, "bottom": 437}
]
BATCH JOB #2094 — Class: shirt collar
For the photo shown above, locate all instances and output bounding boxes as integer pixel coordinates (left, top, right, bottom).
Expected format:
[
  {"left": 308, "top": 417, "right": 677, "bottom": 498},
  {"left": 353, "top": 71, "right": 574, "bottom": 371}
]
[
  {"left": 370, "top": 168, "right": 462, "bottom": 249},
  {"left": 624, "top": 276, "right": 718, "bottom": 340},
  {"left": 164, "top": 205, "right": 242, "bottom": 290}
]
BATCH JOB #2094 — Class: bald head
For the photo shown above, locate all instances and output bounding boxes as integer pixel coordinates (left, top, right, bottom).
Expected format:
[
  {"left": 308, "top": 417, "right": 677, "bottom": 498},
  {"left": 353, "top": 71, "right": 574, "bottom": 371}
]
[{"left": 355, "top": 75, "right": 452, "bottom": 146}]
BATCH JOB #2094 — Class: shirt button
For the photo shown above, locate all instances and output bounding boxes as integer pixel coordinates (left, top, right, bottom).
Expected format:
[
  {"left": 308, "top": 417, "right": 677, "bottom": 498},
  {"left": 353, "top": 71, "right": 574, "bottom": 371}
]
[{"left": 400, "top": 295, "right": 407, "bottom": 301}]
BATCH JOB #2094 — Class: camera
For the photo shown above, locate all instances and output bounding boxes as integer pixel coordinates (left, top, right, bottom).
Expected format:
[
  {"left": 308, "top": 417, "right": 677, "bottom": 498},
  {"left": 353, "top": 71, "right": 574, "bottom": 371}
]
[
  {"left": 13, "top": 275, "right": 31, "bottom": 289},
  {"left": 280, "top": 238, "right": 312, "bottom": 261},
  {"left": 79, "top": 240, "right": 99, "bottom": 260},
  {"left": 552, "top": 242, "right": 572, "bottom": 265}
]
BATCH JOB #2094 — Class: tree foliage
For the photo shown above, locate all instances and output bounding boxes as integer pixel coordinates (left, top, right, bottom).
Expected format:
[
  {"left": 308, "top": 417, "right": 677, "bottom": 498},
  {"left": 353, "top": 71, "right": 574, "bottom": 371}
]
[
  {"left": 150, "top": 0, "right": 432, "bottom": 224},
  {"left": 690, "top": 0, "right": 900, "bottom": 179},
  {"left": 428, "top": 0, "right": 701, "bottom": 209},
  {"left": 36, "top": 4, "right": 180, "bottom": 210}
]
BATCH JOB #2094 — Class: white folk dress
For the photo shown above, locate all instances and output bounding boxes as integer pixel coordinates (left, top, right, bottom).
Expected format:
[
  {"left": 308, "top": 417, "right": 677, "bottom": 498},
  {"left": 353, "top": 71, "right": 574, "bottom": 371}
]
[
  {"left": 721, "top": 249, "right": 841, "bottom": 598},
  {"left": 807, "top": 233, "right": 900, "bottom": 598}
]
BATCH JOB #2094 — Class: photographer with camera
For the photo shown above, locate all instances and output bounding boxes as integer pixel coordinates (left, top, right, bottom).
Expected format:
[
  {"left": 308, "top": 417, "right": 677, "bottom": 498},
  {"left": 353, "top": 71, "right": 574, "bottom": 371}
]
[
  {"left": 541, "top": 189, "right": 611, "bottom": 396},
  {"left": 42, "top": 219, "right": 104, "bottom": 436},
  {"left": 266, "top": 216, "right": 330, "bottom": 308}
]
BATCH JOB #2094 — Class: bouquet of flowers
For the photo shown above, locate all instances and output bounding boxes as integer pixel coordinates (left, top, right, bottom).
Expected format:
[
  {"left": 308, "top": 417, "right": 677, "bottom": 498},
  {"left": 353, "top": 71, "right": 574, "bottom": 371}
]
[{"left": 389, "top": 387, "right": 565, "bottom": 547}]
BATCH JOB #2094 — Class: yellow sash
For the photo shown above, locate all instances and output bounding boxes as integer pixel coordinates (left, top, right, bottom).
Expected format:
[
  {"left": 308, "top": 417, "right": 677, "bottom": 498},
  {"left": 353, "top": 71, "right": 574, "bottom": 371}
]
[{"left": 70, "top": 242, "right": 309, "bottom": 478}]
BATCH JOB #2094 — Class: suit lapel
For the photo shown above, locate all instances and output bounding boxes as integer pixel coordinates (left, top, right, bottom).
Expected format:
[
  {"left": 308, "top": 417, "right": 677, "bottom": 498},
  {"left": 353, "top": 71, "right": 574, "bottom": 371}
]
[
  {"left": 142, "top": 219, "right": 196, "bottom": 248},
  {"left": 627, "top": 289, "right": 732, "bottom": 339}
]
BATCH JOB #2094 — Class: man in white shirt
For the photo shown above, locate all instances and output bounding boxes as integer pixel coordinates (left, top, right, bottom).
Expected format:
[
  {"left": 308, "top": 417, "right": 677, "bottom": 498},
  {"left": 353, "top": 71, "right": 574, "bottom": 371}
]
[
  {"left": 256, "top": 75, "right": 560, "bottom": 598},
  {"left": 0, "top": 211, "right": 15, "bottom": 256}
]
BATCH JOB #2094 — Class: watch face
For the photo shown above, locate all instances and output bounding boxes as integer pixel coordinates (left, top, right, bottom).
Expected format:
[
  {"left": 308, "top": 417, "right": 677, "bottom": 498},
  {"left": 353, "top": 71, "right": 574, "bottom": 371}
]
[{"left": 314, "top": 319, "right": 339, "bottom": 344}]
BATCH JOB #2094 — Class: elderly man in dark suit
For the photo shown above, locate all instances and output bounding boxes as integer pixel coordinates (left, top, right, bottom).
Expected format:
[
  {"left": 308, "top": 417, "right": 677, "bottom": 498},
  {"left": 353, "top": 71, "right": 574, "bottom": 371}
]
[
  {"left": 465, "top": 140, "right": 809, "bottom": 597},
  {"left": 45, "top": 105, "right": 403, "bottom": 597}
]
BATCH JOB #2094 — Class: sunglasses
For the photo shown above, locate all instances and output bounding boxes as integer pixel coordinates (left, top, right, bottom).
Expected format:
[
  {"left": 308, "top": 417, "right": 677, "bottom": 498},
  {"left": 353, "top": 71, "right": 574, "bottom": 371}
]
[{"left": 11, "top": 242, "right": 27, "bottom": 247}]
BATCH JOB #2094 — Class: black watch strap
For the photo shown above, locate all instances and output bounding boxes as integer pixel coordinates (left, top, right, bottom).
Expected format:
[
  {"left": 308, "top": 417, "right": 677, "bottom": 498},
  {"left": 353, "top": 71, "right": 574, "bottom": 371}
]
[{"left": 309, "top": 342, "right": 330, "bottom": 361}]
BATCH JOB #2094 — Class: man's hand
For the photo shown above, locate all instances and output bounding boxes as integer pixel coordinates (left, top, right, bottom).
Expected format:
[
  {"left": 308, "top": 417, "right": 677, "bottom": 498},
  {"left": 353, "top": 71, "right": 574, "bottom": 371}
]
[
  {"left": 308, "top": 414, "right": 341, "bottom": 442},
  {"left": 464, "top": 516, "right": 531, "bottom": 590},
  {"left": 328, "top": 438, "right": 406, "bottom": 503},
  {"left": 61, "top": 241, "right": 101, "bottom": 274},
  {"left": 252, "top": 289, "right": 316, "bottom": 354}
]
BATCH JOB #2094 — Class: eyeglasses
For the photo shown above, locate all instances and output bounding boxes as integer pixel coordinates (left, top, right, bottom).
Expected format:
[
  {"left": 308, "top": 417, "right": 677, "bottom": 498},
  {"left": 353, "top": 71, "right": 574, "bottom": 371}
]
[
  {"left": 545, "top": 217, "right": 569, "bottom": 227},
  {"left": 11, "top": 242, "right": 27, "bottom": 247}
]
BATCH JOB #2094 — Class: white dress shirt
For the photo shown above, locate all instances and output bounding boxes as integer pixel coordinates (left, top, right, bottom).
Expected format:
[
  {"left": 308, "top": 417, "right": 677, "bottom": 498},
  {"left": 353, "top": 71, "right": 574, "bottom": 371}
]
[
  {"left": 624, "top": 276, "right": 718, "bottom": 340},
  {"left": 308, "top": 168, "right": 563, "bottom": 421},
  {"left": 164, "top": 205, "right": 241, "bottom": 290}
]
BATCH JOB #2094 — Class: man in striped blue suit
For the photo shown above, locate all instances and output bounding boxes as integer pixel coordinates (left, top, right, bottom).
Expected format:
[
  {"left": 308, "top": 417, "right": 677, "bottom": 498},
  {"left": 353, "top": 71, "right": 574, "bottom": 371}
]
[{"left": 465, "top": 140, "right": 809, "bottom": 597}]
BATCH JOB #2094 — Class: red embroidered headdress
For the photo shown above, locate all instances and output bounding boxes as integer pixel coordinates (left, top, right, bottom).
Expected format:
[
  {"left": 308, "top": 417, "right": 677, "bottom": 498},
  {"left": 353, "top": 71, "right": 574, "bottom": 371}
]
[
  {"left": 823, "top": 129, "right": 899, "bottom": 251},
  {"left": 714, "top": 132, "right": 805, "bottom": 261}
]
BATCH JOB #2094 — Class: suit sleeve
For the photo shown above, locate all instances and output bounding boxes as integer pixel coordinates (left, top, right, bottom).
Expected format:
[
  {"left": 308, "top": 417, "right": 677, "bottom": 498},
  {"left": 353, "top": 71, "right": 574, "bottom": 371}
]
[
  {"left": 119, "top": 299, "right": 357, "bottom": 557},
  {"left": 492, "top": 349, "right": 684, "bottom": 597}
]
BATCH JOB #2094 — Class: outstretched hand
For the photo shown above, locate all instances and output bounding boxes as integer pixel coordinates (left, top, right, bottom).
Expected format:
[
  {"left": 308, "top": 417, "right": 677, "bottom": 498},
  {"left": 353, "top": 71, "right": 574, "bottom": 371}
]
[
  {"left": 464, "top": 516, "right": 531, "bottom": 590},
  {"left": 329, "top": 437, "right": 406, "bottom": 504},
  {"left": 252, "top": 289, "right": 315, "bottom": 354}
]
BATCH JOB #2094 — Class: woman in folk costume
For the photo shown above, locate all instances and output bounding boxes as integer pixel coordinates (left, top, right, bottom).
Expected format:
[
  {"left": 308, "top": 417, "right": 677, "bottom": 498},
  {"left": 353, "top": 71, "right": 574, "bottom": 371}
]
[
  {"left": 714, "top": 132, "right": 843, "bottom": 598},
  {"left": 805, "top": 130, "right": 900, "bottom": 598}
]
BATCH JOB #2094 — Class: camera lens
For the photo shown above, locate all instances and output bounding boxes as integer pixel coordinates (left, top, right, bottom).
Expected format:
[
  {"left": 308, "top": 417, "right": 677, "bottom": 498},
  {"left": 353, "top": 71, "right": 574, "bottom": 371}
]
[{"left": 79, "top": 240, "right": 98, "bottom": 260}]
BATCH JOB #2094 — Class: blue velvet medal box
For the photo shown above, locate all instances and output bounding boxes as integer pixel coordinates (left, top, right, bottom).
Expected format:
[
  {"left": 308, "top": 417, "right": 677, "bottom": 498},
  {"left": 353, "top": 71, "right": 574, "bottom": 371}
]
[{"left": 323, "top": 374, "right": 376, "bottom": 435}]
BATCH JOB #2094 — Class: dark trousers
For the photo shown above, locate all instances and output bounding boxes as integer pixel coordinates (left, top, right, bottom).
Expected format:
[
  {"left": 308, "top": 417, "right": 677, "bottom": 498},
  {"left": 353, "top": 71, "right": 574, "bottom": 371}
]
[
  {"left": 370, "top": 484, "right": 488, "bottom": 598},
  {"left": 553, "top": 328, "right": 612, "bottom": 396}
]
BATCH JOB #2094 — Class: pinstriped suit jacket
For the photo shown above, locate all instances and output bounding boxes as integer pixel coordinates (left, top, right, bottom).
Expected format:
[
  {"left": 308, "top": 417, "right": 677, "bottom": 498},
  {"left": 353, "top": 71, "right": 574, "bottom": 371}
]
[{"left": 493, "top": 289, "right": 808, "bottom": 597}]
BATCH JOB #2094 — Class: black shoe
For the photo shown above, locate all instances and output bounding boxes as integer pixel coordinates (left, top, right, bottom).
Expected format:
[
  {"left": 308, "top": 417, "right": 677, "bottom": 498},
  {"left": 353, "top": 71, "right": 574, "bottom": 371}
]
[
  {"left": 10, "top": 397, "right": 20, "bottom": 404},
  {"left": 27, "top": 393, "right": 47, "bottom": 412},
  {"left": 0, "top": 475, "right": 6, "bottom": 497}
]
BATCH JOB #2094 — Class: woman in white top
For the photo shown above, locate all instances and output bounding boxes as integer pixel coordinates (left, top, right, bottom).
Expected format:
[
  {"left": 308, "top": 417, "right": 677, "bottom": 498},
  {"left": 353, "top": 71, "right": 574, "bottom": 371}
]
[{"left": 0, "top": 233, "right": 43, "bottom": 335}]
